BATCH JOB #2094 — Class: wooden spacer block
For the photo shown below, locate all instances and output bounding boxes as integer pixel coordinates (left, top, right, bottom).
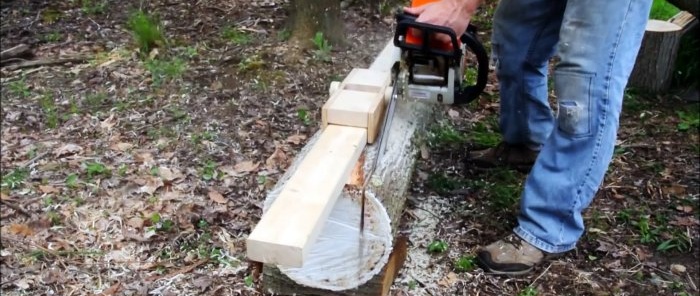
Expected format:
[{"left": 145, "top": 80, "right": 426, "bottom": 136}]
[
  {"left": 246, "top": 125, "right": 367, "bottom": 267},
  {"left": 322, "top": 68, "right": 392, "bottom": 144}
]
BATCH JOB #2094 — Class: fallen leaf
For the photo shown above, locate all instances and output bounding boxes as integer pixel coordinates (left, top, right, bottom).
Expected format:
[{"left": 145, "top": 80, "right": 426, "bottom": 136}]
[
  {"left": 438, "top": 272, "right": 459, "bottom": 287},
  {"left": 101, "top": 114, "right": 118, "bottom": 130},
  {"left": 138, "top": 176, "right": 163, "bottom": 195},
  {"left": 135, "top": 153, "right": 154, "bottom": 165},
  {"left": 8, "top": 224, "right": 34, "bottom": 236},
  {"left": 448, "top": 108, "right": 460, "bottom": 119},
  {"left": 286, "top": 134, "right": 307, "bottom": 145},
  {"left": 596, "top": 239, "right": 615, "bottom": 253},
  {"left": 675, "top": 205, "right": 693, "bottom": 213},
  {"left": 635, "top": 247, "right": 652, "bottom": 261},
  {"left": 110, "top": 142, "right": 134, "bottom": 152},
  {"left": 670, "top": 216, "right": 699, "bottom": 226},
  {"left": 54, "top": 143, "right": 83, "bottom": 157},
  {"left": 208, "top": 190, "right": 227, "bottom": 204},
  {"left": 158, "top": 166, "right": 180, "bottom": 181},
  {"left": 100, "top": 282, "right": 122, "bottom": 295},
  {"left": 266, "top": 144, "right": 288, "bottom": 170},
  {"left": 420, "top": 143, "right": 429, "bottom": 159},
  {"left": 38, "top": 185, "right": 59, "bottom": 194},
  {"left": 126, "top": 217, "right": 144, "bottom": 229},
  {"left": 234, "top": 161, "right": 259, "bottom": 175},
  {"left": 14, "top": 278, "right": 31, "bottom": 290},
  {"left": 0, "top": 192, "right": 9, "bottom": 200},
  {"left": 671, "top": 264, "right": 687, "bottom": 274}
]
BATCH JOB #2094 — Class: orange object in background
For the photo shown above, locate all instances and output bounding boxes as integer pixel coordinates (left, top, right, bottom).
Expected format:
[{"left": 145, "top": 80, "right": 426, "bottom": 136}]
[{"left": 405, "top": 0, "right": 457, "bottom": 52}]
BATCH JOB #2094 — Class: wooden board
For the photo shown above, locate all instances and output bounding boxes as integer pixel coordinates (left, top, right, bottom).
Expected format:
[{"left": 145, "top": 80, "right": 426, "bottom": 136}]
[{"left": 246, "top": 125, "right": 368, "bottom": 267}]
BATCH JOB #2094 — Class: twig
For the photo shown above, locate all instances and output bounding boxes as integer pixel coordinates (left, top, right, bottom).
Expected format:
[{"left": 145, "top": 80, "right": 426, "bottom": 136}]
[
  {"left": 530, "top": 262, "right": 552, "bottom": 286},
  {"left": 21, "top": 151, "right": 49, "bottom": 168},
  {"left": 0, "top": 199, "right": 32, "bottom": 217},
  {"left": 146, "top": 259, "right": 209, "bottom": 282},
  {"left": 4, "top": 56, "right": 89, "bottom": 71}
]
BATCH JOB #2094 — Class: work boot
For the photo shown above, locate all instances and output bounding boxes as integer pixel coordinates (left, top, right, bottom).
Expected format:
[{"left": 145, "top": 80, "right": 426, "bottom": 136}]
[
  {"left": 476, "top": 234, "right": 561, "bottom": 275},
  {"left": 466, "top": 142, "right": 539, "bottom": 172}
]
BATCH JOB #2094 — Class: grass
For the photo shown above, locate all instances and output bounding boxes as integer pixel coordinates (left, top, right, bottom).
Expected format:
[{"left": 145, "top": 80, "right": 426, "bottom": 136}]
[
  {"left": 221, "top": 26, "right": 251, "bottom": 45},
  {"left": 649, "top": 0, "right": 679, "bottom": 20},
  {"left": 127, "top": 10, "right": 165, "bottom": 54},
  {"left": 39, "top": 92, "right": 59, "bottom": 128},
  {"left": 676, "top": 109, "right": 699, "bottom": 132},
  {"left": 518, "top": 286, "right": 538, "bottom": 296},
  {"left": 79, "top": 0, "right": 106, "bottom": 15},
  {"left": 7, "top": 78, "right": 30, "bottom": 98},
  {"left": 297, "top": 108, "right": 312, "bottom": 125},
  {"left": 145, "top": 57, "right": 186, "bottom": 86},
  {"left": 454, "top": 255, "right": 477, "bottom": 272},
  {"left": 1, "top": 167, "right": 29, "bottom": 190},
  {"left": 427, "top": 240, "right": 449, "bottom": 254}
]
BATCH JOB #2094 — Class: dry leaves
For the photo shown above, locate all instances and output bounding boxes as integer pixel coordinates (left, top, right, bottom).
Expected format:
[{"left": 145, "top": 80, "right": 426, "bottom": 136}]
[
  {"left": 54, "top": 143, "right": 83, "bottom": 157},
  {"left": 266, "top": 144, "right": 288, "bottom": 171},
  {"left": 234, "top": 161, "right": 259, "bottom": 175},
  {"left": 8, "top": 223, "right": 34, "bottom": 236},
  {"left": 286, "top": 134, "right": 307, "bottom": 145},
  {"left": 38, "top": 185, "right": 60, "bottom": 194},
  {"left": 208, "top": 190, "right": 227, "bottom": 204}
]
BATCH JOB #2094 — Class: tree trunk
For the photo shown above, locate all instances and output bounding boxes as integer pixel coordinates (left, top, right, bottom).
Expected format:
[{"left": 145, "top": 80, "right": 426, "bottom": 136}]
[
  {"left": 629, "top": 20, "right": 683, "bottom": 94},
  {"left": 288, "top": 0, "right": 345, "bottom": 48},
  {"left": 666, "top": 0, "right": 699, "bottom": 18},
  {"left": 257, "top": 40, "right": 439, "bottom": 295}
]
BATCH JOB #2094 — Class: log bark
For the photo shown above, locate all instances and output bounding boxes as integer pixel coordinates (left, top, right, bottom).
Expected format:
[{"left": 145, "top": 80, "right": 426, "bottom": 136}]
[
  {"left": 629, "top": 20, "right": 683, "bottom": 94},
  {"left": 257, "top": 40, "right": 439, "bottom": 295},
  {"left": 0, "top": 44, "right": 31, "bottom": 62}
]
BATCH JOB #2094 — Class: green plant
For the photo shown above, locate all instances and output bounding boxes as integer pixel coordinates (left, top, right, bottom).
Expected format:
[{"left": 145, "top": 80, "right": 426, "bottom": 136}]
[
  {"left": 649, "top": 0, "right": 679, "bottom": 20},
  {"left": 428, "top": 120, "right": 467, "bottom": 147},
  {"left": 677, "top": 110, "right": 699, "bottom": 132},
  {"left": 200, "top": 160, "right": 219, "bottom": 181},
  {"left": 145, "top": 57, "right": 186, "bottom": 86},
  {"left": 80, "top": 0, "right": 106, "bottom": 15},
  {"left": 39, "top": 92, "right": 58, "bottom": 128},
  {"left": 427, "top": 173, "right": 465, "bottom": 195},
  {"left": 297, "top": 108, "right": 312, "bottom": 125},
  {"left": 65, "top": 174, "right": 79, "bottom": 188},
  {"left": 7, "top": 78, "right": 30, "bottom": 98},
  {"left": 454, "top": 255, "right": 477, "bottom": 272},
  {"left": 1, "top": 168, "right": 29, "bottom": 189},
  {"left": 85, "top": 162, "right": 109, "bottom": 179},
  {"left": 311, "top": 32, "right": 332, "bottom": 62},
  {"left": 42, "top": 32, "right": 62, "bottom": 42},
  {"left": 427, "top": 240, "right": 449, "bottom": 254},
  {"left": 244, "top": 275, "right": 254, "bottom": 287},
  {"left": 127, "top": 10, "right": 165, "bottom": 54},
  {"left": 149, "top": 213, "right": 175, "bottom": 232},
  {"left": 407, "top": 280, "right": 417, "bottom": 290},
  {"left": 221, "top": 26, "right": 250, "bottom": 45},
  {"left": 238, "top": 54, "right": 265, "bottom": 73},
  {"left": 467, "top": 119, "right": 502, "bottom": 148},
  {"left": 47, "top": 211, "right": 62, "bottom": 225},
  {"left": 518, "top": 286, "right": 538, "bottom": 296},
  {"left": 277, "top": 29, "right": 291, "bottom": 42},
  {"left": 84, "top": 92, "right": 107, "bottom": 110}
]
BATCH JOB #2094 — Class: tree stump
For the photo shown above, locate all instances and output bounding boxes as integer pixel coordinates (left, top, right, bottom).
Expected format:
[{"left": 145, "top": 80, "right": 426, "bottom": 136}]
[{"left": 629, "top": 20, "right": 684, "bottom": 94}]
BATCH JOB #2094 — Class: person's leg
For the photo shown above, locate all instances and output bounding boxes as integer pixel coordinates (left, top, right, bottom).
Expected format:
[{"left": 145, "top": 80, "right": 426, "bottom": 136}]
[
  {"left": 478, "top": 0, "right": 653, "bottom": 275},
  {"left": 467, "top": 0, "right": 565, "bottom": 171}
]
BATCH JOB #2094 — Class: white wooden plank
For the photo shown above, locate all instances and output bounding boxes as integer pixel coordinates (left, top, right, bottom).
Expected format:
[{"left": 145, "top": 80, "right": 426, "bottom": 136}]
[{"left": 246, "top": 125, "right": 368, "bottom": 267}]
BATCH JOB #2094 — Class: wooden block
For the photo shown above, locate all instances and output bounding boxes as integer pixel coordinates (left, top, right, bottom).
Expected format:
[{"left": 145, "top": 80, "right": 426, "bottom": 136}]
[
  {"left": 341, "top": 68, "right": 392, "bottom": 94},
  {"left": 246, "top": 125, "right": 367, "bottom": 267},
  {"left": 322, "top": 89, "right": 384, "bottom": 143},
  {"left": 380, "top": 236, "right": 408, "bottom": 296},
  {"left": 322, "top": 68, "right": 391, "bottom": 144}
]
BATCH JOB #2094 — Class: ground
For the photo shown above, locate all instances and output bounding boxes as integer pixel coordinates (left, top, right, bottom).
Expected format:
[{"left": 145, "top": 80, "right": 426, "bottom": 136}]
[{"left": 0, "top": 1, "right": 698, "bottom": 296}]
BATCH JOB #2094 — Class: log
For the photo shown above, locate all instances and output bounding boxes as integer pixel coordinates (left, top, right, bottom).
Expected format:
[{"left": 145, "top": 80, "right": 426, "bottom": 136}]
[
  {"left": 0, "top": 44, "right": 31, "bottom": 62},
  {"left": 256, "top": 39, "right": 440, "bottom": 294},
  {"left": 669, "top": 10, "right": 698, "bottom": 33},
  {"left": 629, "top": 20, "right": 683, "bottom": 94}
]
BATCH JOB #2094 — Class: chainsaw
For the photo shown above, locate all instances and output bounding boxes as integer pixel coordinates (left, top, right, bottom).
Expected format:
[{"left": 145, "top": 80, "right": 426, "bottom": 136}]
[{"left": 359, "top": 0, "right": 489, "bottom": 240}]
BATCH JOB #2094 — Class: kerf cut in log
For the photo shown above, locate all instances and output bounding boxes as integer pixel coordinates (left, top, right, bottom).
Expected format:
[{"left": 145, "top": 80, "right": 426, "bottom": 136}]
[{"left": 246, "top": 125, "right": 367, "bottom": 267}]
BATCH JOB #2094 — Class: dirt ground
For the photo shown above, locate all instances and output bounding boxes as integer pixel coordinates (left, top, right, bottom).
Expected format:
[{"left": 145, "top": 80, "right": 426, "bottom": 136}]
[{"left": 1, "top": 1, "right": 698, "bottom": 296}]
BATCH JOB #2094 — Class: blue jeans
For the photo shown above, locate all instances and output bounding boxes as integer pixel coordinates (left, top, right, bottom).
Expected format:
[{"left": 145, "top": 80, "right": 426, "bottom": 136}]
[{"left": 491, "top": 0, "right": 652, "bottom": 253}]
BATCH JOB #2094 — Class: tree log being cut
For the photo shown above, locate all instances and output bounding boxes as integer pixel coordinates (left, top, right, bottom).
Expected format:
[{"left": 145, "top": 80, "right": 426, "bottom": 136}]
[
  {"left": 248, "top": 39, "right": 439, "bottom": 295},
  {"left": 629, "top": 19, "right": 684, "bottom": 94}
]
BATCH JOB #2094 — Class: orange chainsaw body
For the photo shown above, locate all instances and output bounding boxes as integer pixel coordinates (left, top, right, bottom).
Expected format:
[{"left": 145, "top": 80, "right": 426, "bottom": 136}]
[{"left": 405, "top": 0, "right": 457, "bottom": 52}]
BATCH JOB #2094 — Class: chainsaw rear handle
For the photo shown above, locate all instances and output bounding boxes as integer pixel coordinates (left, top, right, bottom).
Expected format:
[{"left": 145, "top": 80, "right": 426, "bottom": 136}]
[{"left": 393, "top": 12, "right": 489, "bottom": 105}]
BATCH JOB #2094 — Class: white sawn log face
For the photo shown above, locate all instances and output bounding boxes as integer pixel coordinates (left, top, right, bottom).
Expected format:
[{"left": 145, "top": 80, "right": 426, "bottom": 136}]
[{"left": 246, "top": 125, "right": 367, "bottom": 267}]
